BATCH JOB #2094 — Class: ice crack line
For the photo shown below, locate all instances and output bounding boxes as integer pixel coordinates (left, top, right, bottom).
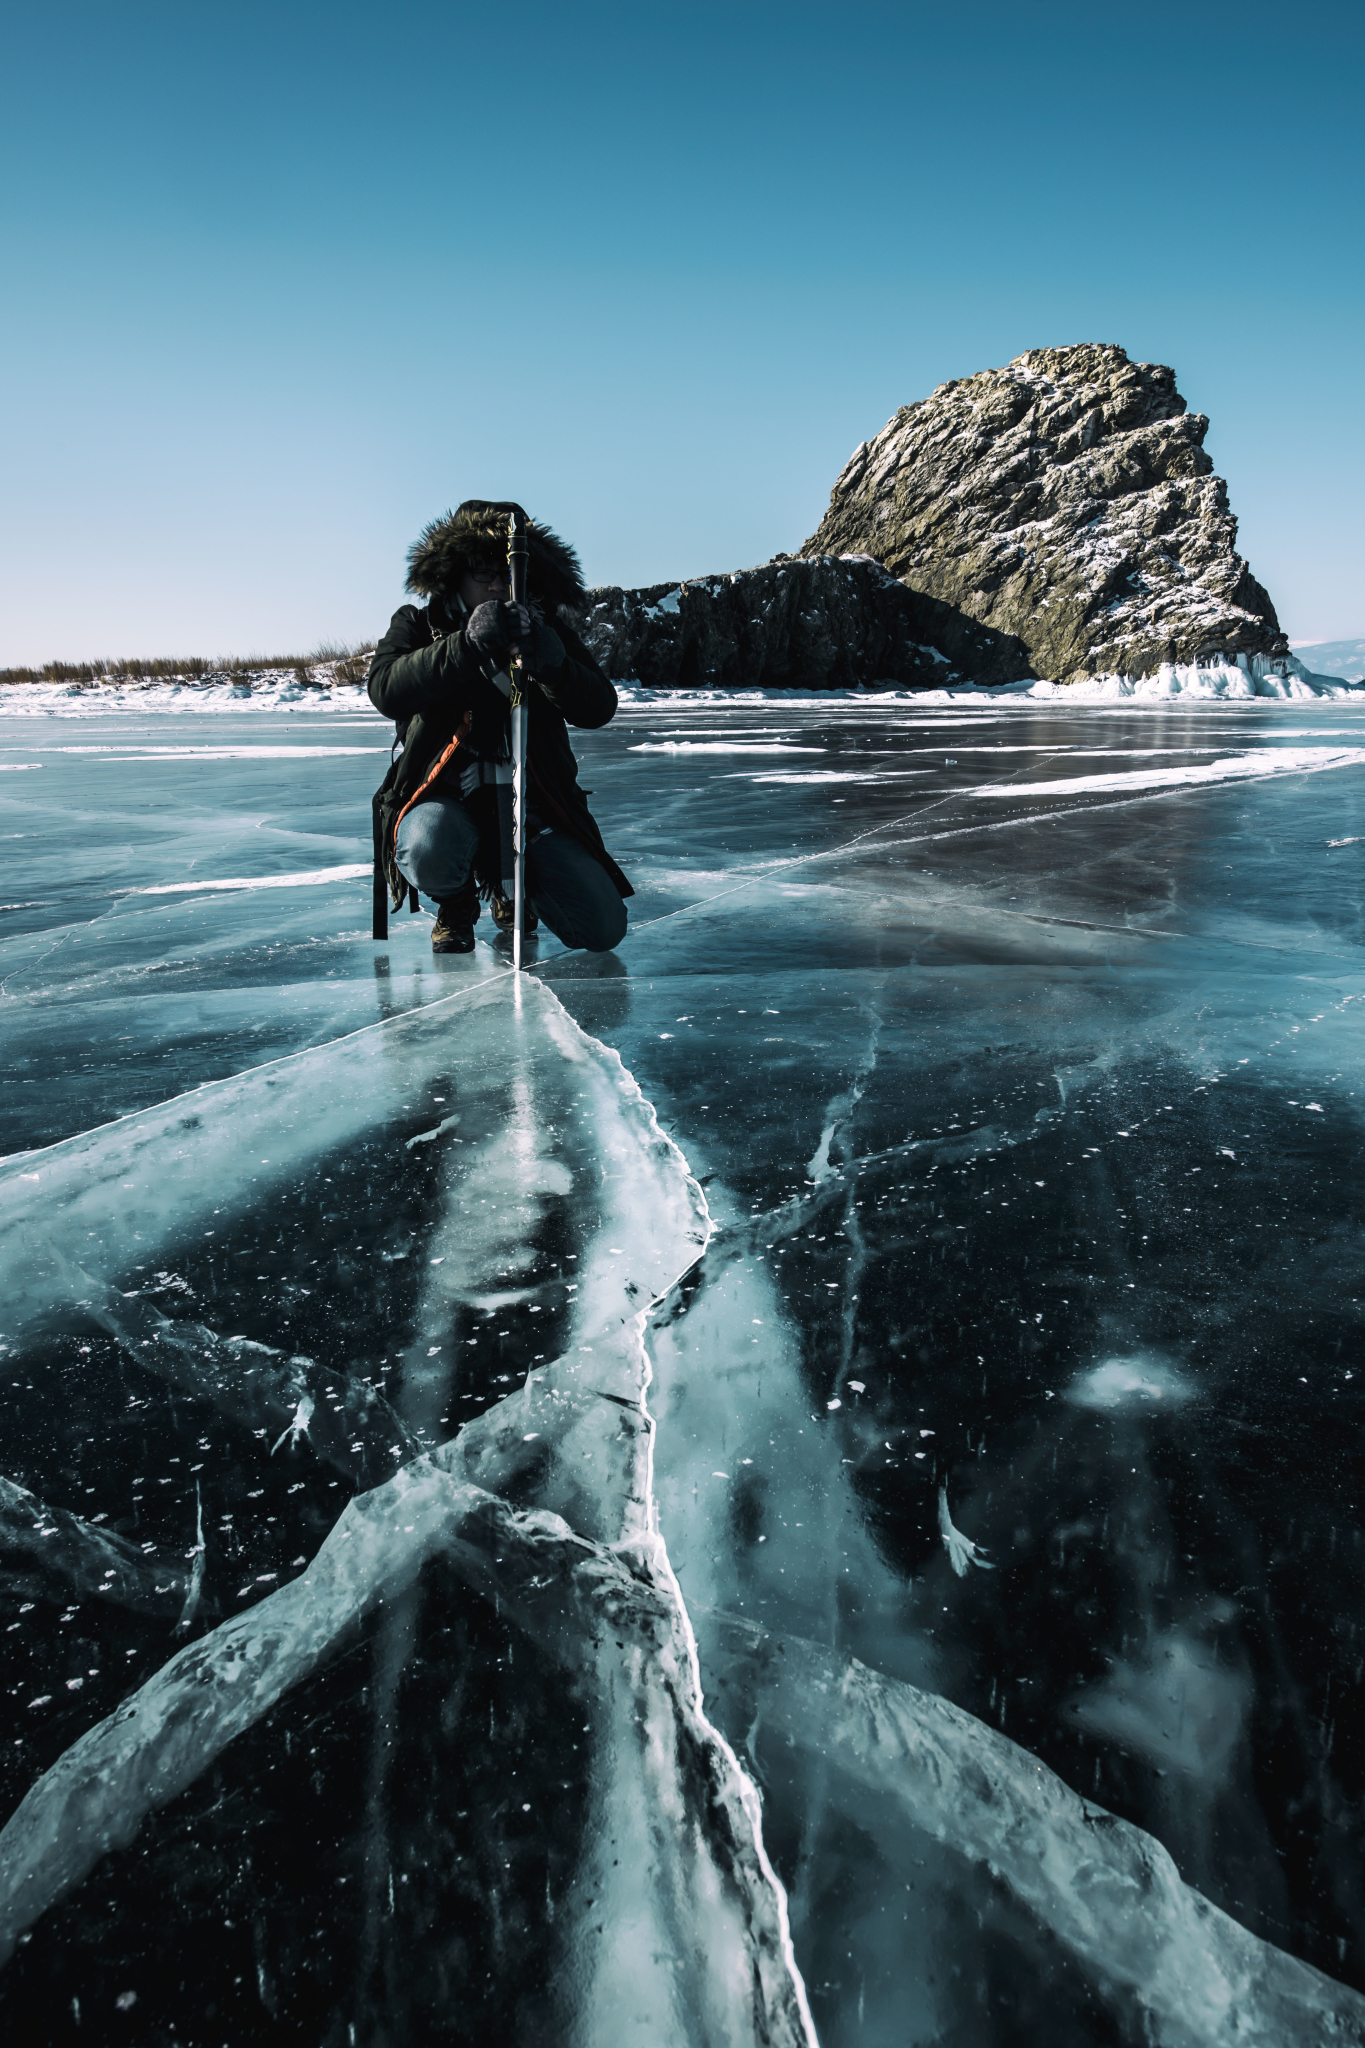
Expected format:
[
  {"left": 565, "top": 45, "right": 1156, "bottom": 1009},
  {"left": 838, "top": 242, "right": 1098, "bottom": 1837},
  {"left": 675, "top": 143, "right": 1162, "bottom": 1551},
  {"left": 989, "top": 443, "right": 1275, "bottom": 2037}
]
[
  {"left": 619, "top": 752, "right": 1365, "bottom": 949},
  {"left": 0, "top": 977, "right": 818, "bottom": 2046},
  {"left": 540, "top": 982, "right": 820, "bottom": 2048}
]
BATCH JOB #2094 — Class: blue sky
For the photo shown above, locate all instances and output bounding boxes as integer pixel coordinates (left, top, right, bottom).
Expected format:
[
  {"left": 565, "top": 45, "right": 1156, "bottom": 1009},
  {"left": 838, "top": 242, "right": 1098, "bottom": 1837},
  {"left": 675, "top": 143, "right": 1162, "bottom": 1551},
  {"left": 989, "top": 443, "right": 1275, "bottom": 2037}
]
[{"left": 2, "top": 0, "right": 1360, "bottom": 663}]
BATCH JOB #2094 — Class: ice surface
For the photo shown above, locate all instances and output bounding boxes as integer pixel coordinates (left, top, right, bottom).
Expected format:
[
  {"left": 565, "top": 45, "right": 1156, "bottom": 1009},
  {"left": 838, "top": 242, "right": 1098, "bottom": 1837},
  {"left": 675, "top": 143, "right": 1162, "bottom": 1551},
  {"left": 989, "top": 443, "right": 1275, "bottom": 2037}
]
[{"left": 4, "top": 690, "right": 1365, "bottom": 2041}]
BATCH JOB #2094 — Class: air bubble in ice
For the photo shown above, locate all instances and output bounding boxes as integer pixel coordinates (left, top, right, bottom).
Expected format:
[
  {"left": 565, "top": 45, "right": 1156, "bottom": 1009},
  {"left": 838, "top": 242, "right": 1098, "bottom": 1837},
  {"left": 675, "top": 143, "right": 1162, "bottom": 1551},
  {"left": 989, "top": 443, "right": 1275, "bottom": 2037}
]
[{"left": 1067, "top": 1356, "right": 1192, "bottom": 1411}]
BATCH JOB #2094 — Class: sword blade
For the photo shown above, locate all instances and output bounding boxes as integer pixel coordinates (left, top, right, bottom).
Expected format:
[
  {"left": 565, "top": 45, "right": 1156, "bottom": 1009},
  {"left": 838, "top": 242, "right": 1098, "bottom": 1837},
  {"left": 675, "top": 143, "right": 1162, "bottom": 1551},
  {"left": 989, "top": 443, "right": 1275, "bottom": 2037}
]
[{"left": 511, "top": 699, "right": 527, "bottom": 973}]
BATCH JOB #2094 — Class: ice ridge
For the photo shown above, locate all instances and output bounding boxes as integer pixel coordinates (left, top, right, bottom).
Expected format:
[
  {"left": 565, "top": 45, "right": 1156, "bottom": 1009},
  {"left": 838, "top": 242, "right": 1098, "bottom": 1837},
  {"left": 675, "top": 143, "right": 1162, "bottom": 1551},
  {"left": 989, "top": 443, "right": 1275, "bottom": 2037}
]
[
  {"left": 0, "top": 974, "right": 816, "bottom": 2047},
  {"left": 4, "top": 970, "right": 1363, "bottom": 2040},
  {"left": 707, "top": 1617, "right": 1365, "bottom": 2047}
]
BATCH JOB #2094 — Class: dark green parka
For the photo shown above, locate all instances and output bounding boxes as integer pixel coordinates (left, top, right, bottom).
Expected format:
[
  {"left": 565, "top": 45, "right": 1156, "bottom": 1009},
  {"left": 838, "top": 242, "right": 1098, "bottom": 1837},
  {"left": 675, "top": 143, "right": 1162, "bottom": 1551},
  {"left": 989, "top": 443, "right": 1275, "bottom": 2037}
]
[{"left": 369, "top": 501, "right": 632, "bottom": 916}]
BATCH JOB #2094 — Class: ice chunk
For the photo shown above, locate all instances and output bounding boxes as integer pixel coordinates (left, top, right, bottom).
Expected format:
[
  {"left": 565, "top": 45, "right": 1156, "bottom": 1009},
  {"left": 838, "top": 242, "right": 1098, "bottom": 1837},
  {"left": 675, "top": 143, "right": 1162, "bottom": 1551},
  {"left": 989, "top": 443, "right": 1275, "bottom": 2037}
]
[
  {"left": 707, "top": 1617, "right": 1365, "bottom": 2046},
  {"left": 269, "top": 1393, "right": 315, "bottom": 1455}
]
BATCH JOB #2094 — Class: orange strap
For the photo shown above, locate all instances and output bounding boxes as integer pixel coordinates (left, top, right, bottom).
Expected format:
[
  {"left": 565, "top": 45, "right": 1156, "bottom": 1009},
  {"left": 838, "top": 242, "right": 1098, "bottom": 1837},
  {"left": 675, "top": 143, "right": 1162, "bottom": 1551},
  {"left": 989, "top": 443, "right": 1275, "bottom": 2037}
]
[{"left": 389, "top": 710, "right": 474, "bottom": 857}]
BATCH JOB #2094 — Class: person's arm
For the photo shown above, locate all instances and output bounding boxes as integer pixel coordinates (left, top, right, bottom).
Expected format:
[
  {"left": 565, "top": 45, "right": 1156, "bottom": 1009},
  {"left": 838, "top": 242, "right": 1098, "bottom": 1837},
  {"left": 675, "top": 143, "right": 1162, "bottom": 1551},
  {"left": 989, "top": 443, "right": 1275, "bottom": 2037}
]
[
  {"left": 367, "top": 605, "right": 486, "bottom": 725},
  {"left": 530, "top": 620, "right": 618, "bottom": 730}
]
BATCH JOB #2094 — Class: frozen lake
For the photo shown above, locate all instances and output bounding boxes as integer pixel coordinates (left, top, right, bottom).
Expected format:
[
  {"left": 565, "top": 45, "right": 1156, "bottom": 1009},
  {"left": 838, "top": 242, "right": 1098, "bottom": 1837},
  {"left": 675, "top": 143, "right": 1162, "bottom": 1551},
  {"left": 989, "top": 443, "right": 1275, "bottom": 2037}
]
[{"left": 3, "top": 689, "right": 1365, "bottom": 2045}]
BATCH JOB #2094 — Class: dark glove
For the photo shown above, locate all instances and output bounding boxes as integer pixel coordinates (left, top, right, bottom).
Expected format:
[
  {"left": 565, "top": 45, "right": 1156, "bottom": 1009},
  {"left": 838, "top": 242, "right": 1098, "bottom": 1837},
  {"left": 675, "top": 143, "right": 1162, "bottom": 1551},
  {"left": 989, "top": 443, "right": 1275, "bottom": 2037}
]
[
  {"left": 463, "top": 600, "right": 521, "bottom": 664},
  {"left": 527, "top": 619, "right": 566, "bottom": 671}
]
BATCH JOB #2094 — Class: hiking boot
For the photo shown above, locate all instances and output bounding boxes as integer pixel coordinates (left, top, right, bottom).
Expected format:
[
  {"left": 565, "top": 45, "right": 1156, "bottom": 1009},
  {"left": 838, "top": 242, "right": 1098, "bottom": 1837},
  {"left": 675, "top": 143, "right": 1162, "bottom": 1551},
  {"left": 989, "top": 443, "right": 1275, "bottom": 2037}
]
[
  {"left": 431, "top": 887, "right": 478, "bottom": 954},
  {"left": 491, "top": 894, "right": 538, "bottom": 935}
]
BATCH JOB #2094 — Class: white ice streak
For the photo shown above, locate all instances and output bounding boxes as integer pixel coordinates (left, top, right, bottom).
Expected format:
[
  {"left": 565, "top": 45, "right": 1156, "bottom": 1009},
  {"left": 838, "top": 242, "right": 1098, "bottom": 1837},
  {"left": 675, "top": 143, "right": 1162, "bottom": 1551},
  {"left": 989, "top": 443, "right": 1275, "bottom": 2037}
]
[
  {"left": 173, "top": 1486, "right": 206, "bottom": 1636},
  {"left": 404, "top": 1112, "right": 462, "bottom": 1149},
  {"left": 627, "top": 742, "right": 825, "bottom": 754},
  {"left": 978, "top": 747, "right": 1365, "bottom": 799},
  {"left": 39, "top": 745, "right": 384, "bottom": 759},
  {"left": 0, "top": 1474, "right": 187, "bottom": 1618},
  {"left": 127, "top": 864, "right": 372, "bottom": 895},
  {"left": 936, "top": 1482, "right": 995, "bottom": 1576},
  {"left": 741, "top": 768, "right": 931, "bottom": 784}
]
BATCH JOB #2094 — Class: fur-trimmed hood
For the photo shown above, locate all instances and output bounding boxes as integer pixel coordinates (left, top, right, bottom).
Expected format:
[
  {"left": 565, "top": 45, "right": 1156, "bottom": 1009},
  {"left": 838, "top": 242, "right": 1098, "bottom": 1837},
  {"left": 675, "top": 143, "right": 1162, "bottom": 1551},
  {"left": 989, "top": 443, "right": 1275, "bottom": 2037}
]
[{"left": 405, "top": 500, "right": 586, "bottom": 613}]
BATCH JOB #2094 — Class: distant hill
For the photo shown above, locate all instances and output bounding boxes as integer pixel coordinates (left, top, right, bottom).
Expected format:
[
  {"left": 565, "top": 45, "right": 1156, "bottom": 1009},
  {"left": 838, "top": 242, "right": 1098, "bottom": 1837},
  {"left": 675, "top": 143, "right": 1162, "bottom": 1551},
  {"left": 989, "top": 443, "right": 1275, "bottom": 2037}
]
[{"left": 1292, "top": 638, "right": 1365, "bottom": 683}]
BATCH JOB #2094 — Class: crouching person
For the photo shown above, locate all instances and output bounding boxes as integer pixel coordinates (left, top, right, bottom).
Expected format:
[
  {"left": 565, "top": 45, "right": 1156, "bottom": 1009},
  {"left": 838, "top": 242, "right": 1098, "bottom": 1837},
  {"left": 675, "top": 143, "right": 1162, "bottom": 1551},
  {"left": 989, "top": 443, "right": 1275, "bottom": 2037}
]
[{"left": 370, "top": 500, "right": 631, "bottom": 954}]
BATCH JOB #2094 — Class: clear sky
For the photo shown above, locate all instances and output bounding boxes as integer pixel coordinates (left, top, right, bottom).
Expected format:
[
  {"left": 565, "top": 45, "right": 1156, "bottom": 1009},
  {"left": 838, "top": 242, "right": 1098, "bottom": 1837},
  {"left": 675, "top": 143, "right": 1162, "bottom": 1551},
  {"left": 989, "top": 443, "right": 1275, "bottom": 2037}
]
[{"left": 2, "top": 0, "right": 1360, "bottom": 664}]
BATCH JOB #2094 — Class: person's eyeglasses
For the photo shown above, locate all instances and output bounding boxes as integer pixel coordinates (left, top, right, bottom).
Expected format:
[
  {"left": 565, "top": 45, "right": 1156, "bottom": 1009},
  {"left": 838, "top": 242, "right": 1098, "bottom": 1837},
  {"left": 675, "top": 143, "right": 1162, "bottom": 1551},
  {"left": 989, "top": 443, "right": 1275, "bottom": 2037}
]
[{"left": 467, "top": 563, "right": 510, "bottom": 585}]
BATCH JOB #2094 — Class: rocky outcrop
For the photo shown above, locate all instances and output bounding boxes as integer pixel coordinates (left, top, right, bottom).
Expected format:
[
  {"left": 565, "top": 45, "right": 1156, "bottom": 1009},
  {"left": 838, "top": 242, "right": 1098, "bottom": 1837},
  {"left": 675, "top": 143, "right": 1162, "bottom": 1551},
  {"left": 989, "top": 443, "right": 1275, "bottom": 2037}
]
[
  {"left": 800, "top": 343, "right": 1289, "bottom": 685},
  {"left": 580, "top": 554, "right": 964, "bottom": 690},
  {"left": 577, "top": 344, "right": 1293, "bottom": 693}
]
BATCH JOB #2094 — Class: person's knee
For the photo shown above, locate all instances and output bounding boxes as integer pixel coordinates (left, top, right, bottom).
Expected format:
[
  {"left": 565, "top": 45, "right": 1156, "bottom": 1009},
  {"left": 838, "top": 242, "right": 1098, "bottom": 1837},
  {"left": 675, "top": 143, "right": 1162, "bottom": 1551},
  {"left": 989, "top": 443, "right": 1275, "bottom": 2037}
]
[
  {"left": 526, "top": 835, "right": 628, "bottom": 952},
  {"left": 581, "top": 896, "right": 627, "bottom": 953},
  {"left": 395, "top": 801, "right": 477, "bottom": 900},
  {"left": 530, "top": 883, "right": 626, "bottom": 953}
]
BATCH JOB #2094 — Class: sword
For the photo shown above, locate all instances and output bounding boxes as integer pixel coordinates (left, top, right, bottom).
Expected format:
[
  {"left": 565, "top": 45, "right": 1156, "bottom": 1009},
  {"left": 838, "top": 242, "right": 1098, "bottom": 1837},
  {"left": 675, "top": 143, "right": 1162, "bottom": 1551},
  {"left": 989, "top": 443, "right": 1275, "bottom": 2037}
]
[{"left": 507, "top": 510, "right": 530, "bottom": 972}]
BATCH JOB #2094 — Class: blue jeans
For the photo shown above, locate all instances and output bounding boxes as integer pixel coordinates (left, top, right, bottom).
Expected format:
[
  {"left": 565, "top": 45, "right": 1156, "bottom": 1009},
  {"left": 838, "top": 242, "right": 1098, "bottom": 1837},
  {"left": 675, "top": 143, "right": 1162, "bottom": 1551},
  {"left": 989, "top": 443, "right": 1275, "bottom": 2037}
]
[{"left": 395, "top": 797, "right": 627, "bottom": 953}]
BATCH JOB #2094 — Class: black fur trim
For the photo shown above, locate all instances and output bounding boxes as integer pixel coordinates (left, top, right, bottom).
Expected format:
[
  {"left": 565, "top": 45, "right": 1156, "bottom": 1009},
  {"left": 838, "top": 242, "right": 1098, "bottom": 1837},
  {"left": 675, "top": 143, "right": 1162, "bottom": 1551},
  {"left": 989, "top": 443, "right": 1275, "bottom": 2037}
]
[{"left": 405, "top": 500, "right": 586, "bottom": 611}]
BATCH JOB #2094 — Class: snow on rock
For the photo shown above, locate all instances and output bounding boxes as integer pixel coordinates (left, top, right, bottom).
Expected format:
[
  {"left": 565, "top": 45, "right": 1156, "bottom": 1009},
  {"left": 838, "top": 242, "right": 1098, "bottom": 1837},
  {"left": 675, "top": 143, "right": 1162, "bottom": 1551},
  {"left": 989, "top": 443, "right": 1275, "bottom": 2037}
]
[{"left": 801, "top": 343, "right": 1292, "bottom": 688}]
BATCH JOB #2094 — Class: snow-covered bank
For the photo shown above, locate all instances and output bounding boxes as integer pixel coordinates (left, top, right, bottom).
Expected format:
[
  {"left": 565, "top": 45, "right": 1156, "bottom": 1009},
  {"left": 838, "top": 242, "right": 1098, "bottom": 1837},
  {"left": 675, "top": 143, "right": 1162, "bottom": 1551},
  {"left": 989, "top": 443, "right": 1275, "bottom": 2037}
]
[
  {"left": 612, "top": 654, "right": 1360, "bottom": 707},
  {"left": 1, "top": 652, "right": 1361, "bottom": 719},
  {"left": 0, "top": 668, "right": 371, "bottom": 717}
]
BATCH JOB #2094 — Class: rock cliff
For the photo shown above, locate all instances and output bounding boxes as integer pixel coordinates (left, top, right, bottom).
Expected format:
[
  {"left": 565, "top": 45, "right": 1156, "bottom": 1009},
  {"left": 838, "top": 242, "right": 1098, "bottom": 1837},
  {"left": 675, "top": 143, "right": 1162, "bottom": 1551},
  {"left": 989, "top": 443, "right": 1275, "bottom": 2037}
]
[
  {"left": 580, "top": 554, "right": 966, "bottom": 691},
  {"left": 799, "top": 343, "right": 1288, "bottom": 684}
]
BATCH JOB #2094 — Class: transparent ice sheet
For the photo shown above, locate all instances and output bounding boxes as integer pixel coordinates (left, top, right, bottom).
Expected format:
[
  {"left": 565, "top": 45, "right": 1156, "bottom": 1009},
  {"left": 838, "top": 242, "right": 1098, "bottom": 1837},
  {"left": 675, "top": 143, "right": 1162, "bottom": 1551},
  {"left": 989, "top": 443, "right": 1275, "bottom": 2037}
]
[{"left": 3, "top": 699, "right": 1365, "bottom": 2044}]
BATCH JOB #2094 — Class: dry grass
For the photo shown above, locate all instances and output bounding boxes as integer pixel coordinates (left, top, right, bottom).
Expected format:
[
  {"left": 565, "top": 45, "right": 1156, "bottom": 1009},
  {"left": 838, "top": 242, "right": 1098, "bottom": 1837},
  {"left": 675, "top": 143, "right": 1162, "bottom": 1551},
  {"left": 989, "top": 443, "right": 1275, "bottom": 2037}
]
[{"left": 0, "top": 643, "right": 376, "bottom": 687}]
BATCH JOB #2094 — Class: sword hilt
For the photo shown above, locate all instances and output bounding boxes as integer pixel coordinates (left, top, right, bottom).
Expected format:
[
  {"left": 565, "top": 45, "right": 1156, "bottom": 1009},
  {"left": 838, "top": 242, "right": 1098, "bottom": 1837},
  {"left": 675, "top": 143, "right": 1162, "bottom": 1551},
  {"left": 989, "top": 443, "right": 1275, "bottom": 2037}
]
[{"left": 507, "top": 509, "right": 529, "bottom": 707}]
